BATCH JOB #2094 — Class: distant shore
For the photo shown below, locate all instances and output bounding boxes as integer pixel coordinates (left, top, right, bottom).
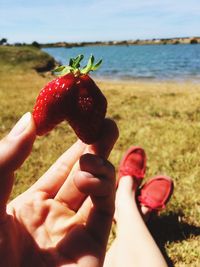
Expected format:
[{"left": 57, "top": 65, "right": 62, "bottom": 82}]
[
  {"left": 40, "top": 36, "right": 200, "bottom": 48},
  {"left": 1, "top": 36, "right": 200, "bottom": 48}
]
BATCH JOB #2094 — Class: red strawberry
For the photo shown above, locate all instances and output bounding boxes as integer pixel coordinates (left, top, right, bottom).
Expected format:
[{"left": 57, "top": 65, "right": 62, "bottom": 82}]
[{"left": 33, "top": 55, "right": 107, "bottom": 144}]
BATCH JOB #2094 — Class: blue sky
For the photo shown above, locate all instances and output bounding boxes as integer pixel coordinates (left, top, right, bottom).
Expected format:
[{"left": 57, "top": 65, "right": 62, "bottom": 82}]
[{"left": 0, "top": 0, "right": 200, "bottom": 43}]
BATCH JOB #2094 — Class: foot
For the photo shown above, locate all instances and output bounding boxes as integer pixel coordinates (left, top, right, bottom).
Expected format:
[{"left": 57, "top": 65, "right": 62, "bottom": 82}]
[
  {"left": 114, "top": 175, "right": 174, "bottom": 223},
  {"left": 117, "top": 146, "right": 146, "bottom": 187},
  {"left": 137, "top": 175, "right": 174, "bottom": 212}
]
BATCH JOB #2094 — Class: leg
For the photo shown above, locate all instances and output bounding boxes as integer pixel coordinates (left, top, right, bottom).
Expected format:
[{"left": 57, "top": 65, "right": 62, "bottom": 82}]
[{"left": 104, "top": 176, "right": 168, "bottom": 267}]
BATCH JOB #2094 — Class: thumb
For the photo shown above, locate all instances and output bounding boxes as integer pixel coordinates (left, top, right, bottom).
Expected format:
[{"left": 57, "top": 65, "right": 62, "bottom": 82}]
[{"left": 0, "top": 112, "right": 36, "bottom": 215}]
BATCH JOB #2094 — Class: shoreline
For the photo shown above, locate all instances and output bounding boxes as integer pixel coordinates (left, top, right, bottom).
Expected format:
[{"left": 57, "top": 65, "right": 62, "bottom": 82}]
[{"left": 94, "top": 76, "right": 200, "bottom": 85}]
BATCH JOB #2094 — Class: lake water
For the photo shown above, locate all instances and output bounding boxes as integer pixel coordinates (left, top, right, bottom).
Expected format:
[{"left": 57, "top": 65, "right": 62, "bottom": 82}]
[{"left": 43, "top": 45, "right": 200, "bottom": 81}]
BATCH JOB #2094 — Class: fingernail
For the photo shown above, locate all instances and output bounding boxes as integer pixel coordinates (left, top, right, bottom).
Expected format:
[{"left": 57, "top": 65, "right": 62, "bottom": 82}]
[{"left": 9, "top": 112, "right": 32, "bottom": 137}]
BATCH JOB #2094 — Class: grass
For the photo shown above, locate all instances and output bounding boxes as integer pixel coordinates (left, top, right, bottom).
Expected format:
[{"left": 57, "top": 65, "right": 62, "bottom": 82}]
[
  {"left": 0, "top": 45, "right": 55, "bottom": 72},
  {"left": 0, "top": 46, "right": 200, "bottom": 266}
]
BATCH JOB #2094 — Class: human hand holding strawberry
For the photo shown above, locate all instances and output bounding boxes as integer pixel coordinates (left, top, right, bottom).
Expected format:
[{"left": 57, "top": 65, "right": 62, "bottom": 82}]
[
  {"left": 33, "top": 55, "right": 107, "bottom": 144},
  {"left": 0, "top": 112, "right": 118, "bottom": 267}
]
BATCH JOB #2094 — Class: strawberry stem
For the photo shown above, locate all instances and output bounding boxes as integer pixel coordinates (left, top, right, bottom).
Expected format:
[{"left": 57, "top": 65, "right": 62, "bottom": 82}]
[{"left": 53, "top": 54, "right": 102, "bottom": 77}]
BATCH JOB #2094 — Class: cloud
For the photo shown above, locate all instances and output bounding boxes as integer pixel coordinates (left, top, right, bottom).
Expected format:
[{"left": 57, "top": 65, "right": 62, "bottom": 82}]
[{"left": 0, "top": 0, "right": 200, "bottom": 42}]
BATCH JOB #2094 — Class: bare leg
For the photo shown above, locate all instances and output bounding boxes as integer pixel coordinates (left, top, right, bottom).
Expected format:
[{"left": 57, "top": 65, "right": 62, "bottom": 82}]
[{"left": 104, "top": 176, "right": 168, "bottom": 267}]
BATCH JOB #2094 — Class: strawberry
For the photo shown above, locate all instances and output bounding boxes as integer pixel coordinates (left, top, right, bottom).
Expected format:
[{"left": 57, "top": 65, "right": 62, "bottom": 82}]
[{"left": 32, "top": 55, "right": 107, "bottom": 144}]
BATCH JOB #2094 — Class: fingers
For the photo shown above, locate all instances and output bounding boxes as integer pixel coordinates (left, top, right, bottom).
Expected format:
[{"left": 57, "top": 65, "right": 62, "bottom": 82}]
[
  {"left": 0, "top": 113, "right": 36, "bottom": 217},
  {"left": 56, "top": 154, "right": 116, "bottom": 266},
  {"left": 75, "top": 154, "right": 116, "bottom": 246},
  {"left": 32, "top": 119, "right": 118, "bottom": 199},
  {"left": 54, "top": 119, "right": 118, "bottom": 211},
  {"left": 31, "top": 140, "right": 86, "bottom": 196}
]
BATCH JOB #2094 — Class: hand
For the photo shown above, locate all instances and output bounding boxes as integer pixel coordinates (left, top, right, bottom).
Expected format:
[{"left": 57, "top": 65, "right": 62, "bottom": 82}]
[{"left": 0, "top": 113, "right": 119, "bottom": 267}]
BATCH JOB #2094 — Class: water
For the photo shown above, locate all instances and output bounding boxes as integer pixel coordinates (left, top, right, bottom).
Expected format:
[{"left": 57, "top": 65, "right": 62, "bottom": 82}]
[{"left": 43, "top": 44, "right": 200, "bottom": 81}]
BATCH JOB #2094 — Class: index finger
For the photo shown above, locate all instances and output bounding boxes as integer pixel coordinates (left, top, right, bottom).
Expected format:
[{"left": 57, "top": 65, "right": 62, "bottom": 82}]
[{"left": 54, "top": 119, "right": 119, "bottom": 211}]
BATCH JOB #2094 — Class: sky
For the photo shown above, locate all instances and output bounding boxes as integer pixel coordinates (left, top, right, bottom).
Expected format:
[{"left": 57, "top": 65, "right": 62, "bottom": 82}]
[{"left": 0, "top": 0, "right": 200, "bottom": 44}]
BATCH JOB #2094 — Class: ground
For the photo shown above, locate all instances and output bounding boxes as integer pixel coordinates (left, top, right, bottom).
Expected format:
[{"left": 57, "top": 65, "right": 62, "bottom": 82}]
[{"left": 0, "top": 46, "right": 199, "bottom": 267}]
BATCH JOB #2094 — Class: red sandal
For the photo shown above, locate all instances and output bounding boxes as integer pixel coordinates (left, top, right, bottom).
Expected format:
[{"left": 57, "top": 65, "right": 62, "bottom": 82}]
[
  {"left": 117, "top": 146, "right": 147, "bottom": 187},
  {"left": 137, "top": 175, "right": 174, "bottom": 211}
]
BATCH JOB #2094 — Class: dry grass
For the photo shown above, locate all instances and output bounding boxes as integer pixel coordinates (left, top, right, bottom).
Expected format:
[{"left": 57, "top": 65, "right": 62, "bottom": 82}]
[{"left": 0, "top": 46, "right": 199, "bottom": 266}]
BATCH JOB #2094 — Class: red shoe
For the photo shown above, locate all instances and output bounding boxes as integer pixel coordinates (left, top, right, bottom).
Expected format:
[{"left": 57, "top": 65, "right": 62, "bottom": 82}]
[
  {"left": 137, "top": 176, "right": 174, "bottom": 211},
  {"left": 117, "top": 146, "right": 146, "bottom": 187}
]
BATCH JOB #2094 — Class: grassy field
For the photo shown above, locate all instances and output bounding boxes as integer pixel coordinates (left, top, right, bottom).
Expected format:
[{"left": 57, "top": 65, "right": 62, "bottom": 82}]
[{"left": 0, "top": 46, "right": 199, "bottom": 266}]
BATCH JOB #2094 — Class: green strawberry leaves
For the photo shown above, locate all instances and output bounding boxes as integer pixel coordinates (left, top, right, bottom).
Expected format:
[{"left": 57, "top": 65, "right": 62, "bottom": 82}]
[
  {"left": 70, "top": 54, "right": 84, "bottom": 69},
  {"left": 82, "top": 55, "right": 102, "bottom": 74},
  {"left": 53, "top": 65, "right": 73, "bottom": 76},
  {"left": 53, "top": 54, "right": 102, "bottom": 76}
]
